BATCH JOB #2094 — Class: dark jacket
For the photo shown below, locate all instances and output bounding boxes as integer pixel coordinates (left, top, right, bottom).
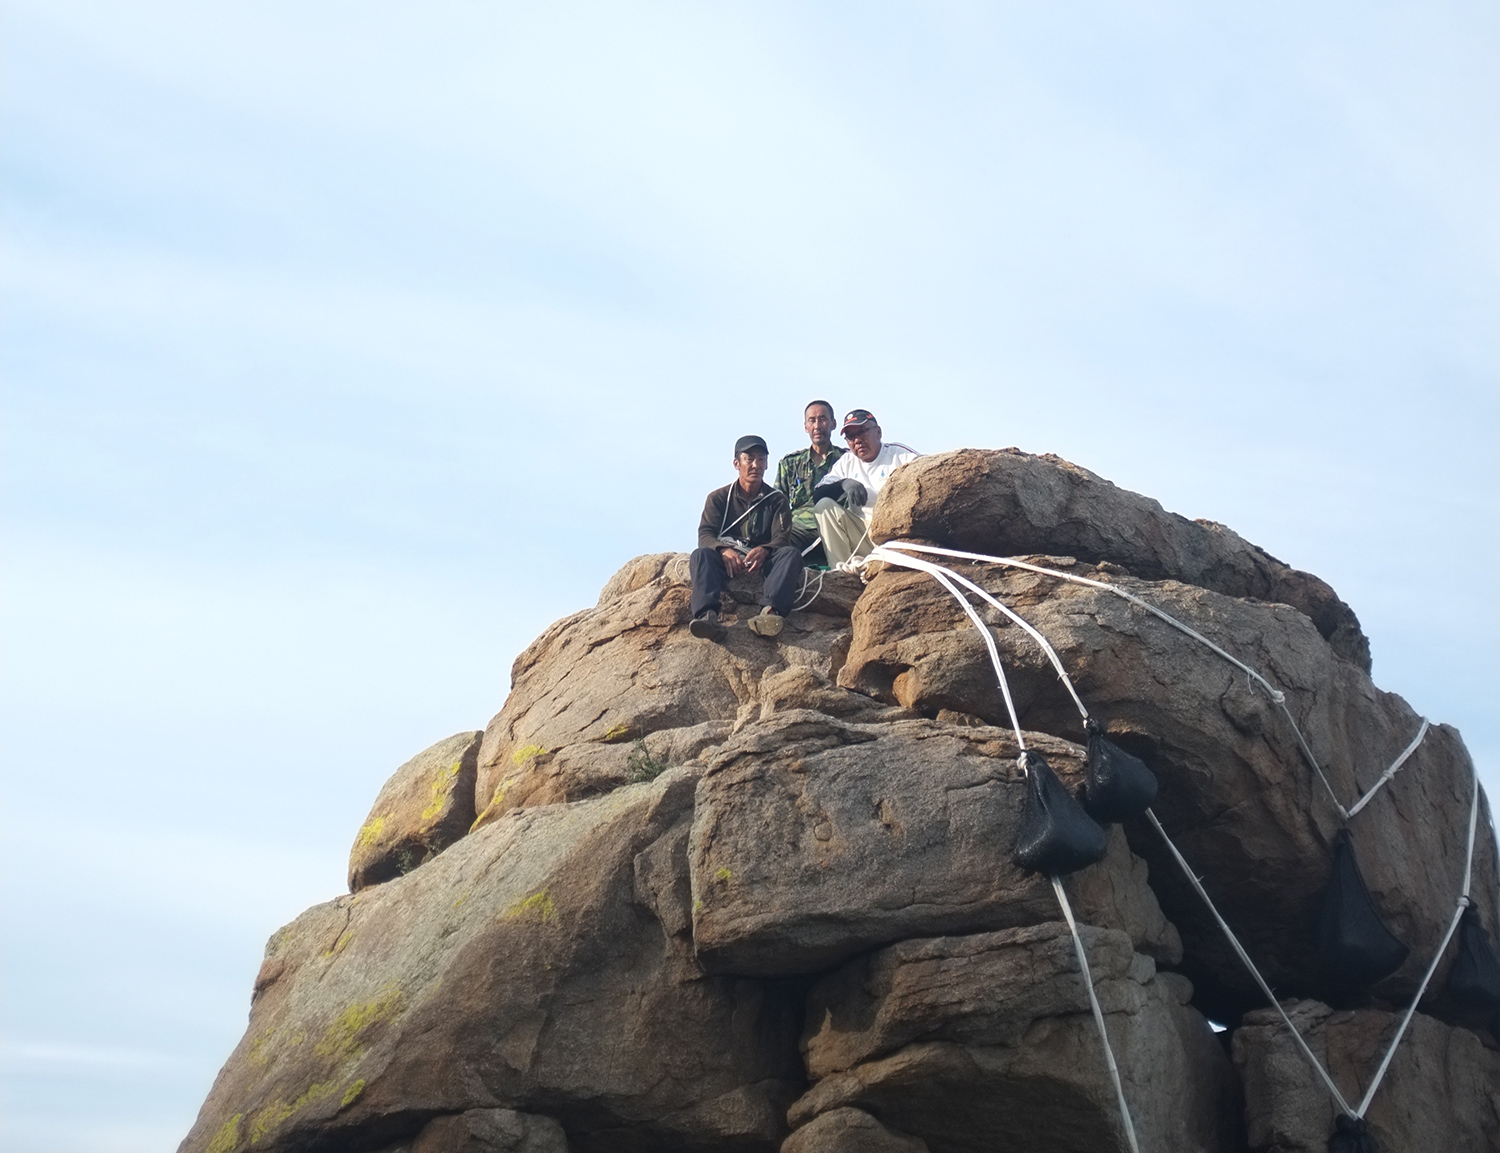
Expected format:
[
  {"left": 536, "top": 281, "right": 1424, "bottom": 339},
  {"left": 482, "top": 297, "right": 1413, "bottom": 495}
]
[{"left": 697, "top": 482, "right": 792, "bottom": 551}]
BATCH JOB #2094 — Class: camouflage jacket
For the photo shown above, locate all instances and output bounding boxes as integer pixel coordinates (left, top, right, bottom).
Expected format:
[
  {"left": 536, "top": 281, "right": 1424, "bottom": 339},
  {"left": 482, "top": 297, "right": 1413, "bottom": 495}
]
[{"left": 775, "top": 444, "right": 845, "bottom": 511}]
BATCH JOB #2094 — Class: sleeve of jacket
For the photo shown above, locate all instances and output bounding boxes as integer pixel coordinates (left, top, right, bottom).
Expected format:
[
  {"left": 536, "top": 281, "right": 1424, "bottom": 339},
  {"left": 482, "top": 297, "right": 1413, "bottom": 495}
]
[
  {"left": 767, "top": 491, "right": 793, "bottom": 550},
  {"left": 698, "top": 488, "right": 726, "bottom": 550},
  {"left": 774, "top": 454, "right": 794, "bottom": 501}
]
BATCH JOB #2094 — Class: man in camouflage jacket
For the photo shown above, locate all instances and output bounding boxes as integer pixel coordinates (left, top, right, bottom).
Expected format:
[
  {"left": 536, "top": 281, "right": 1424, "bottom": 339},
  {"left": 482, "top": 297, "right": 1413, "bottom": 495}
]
[{"left": 775, "top": 399, "right": 844, "bottom": 555}]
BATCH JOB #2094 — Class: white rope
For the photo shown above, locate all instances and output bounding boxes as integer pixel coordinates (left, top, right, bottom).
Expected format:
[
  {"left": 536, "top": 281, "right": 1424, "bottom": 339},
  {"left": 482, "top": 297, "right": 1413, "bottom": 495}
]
[
  {"left": 1345, "top": 719, "right": 1431, "bottom": 819},
  {"left": 1353, "top": 767, "right": 1480, "bottom": 1116},
  {"left": 790, "top": 567, "right": 826, "bottom": 612},
  {"left": 921, "top": 567, "right": 1027, "bottom": 748},
  {"left": 875, "top": 542, "right": 1355, "bottom": 818},
  {"left": 868, "top": 546, "right": 1091, "bottom": 723},
  {"left": 1052, "top": 876, "right": 1141, "bottom": 1153},
  {"left": 1143, "top": 808, "right": 1355, "bottom": 1116}
]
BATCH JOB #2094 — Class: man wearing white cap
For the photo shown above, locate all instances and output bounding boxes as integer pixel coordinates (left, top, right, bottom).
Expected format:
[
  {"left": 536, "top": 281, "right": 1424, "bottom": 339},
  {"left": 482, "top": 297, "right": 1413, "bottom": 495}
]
[{"left": 811, "top": 409, "right": 919, "bottom": 566}]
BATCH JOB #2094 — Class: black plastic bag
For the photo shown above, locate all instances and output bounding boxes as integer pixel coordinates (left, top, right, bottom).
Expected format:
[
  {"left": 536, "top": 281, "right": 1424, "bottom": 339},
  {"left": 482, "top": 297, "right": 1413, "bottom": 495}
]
[
  {"left": 1079, "top": 720, "right": 1158, "bottom": 824},
  {"left": 1316, "top": 829, "right": 1409, "bottom": 991},
  {"left": 1327, "top": 1114, "right": 1377, "bottom": 1153},
  {"left": 1447, "top": 905, "right": 1500, "bottom": 1011},
  {"left": 1012, "top": 750, "right": 1108, "bottom": 876}
]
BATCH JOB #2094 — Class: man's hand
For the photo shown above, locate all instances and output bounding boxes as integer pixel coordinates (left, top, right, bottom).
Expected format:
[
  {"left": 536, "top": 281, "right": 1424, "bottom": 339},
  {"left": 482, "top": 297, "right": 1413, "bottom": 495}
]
[
  {"left": 744, "top": 545, "right": 769, "bottom": 573},
  {"left": 841, "top": 478, "right": 869, "bottom": 506},
  {"left": 721, "top": 548, "right": 747, "bottom": 578}
]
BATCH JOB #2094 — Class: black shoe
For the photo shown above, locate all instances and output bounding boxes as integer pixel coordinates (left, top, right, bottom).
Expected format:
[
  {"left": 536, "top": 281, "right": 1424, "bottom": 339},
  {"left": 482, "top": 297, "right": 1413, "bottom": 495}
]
[{"left": 689, "top": 611, "right": 726, "bottom": 642}]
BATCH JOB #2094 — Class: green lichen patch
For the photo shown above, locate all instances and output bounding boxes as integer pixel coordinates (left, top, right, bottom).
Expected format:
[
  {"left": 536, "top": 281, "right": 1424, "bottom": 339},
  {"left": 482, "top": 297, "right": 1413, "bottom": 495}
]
[
  {"left": 715, "top": 867, "right": 733, "bottom": 884},
  {"left": 510, "top": 743, "right": 549, "bottom": 768},
  {"left": 313, "top": 985, "right": 406, "bottom": 1065},
  {"left": 206, "top": 1113, "right": 242, "bottom": 1153},
  {"left": 502, "top": 890, "right": 557, "bottom": 923},
  {"left": 602, "top": 722, "right": 634, "bottom": 743}
]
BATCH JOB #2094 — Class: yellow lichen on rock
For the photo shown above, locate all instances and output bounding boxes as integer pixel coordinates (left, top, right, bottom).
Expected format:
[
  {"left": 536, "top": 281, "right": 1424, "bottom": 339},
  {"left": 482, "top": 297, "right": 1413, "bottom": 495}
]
[
  {"left": 313, "top": 985, "right": 405, "bottom": 1064},
  {"left": 356, "top": 815, "right": 388, "bottom": 849},
  {"left": 339, "top": 1078, "right": 366, "bottom": 1109},
  {"left": 205, "top": 1113, "right": 242, "bottom": 1153},
  {"left": 503, "top": 890, "right": 557, "bottom": 923},
  {"left": 511, "top": 743, "right": 549, "bottom": 767},
  {"left": 419, "top": 759, "right": 462, "bottom": 825},
  {"left": 248, "top": 1081, "right": 337, "bottom": 1145}
]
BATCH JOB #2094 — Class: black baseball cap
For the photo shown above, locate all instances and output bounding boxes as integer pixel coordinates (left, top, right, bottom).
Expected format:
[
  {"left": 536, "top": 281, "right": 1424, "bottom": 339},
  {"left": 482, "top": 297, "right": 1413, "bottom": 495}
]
[
  {"left": 840, "top": 408, "right": 877, "bottom": 435},
  {"left": 734, "top": 434, "right": 769, "bottom": 457}
]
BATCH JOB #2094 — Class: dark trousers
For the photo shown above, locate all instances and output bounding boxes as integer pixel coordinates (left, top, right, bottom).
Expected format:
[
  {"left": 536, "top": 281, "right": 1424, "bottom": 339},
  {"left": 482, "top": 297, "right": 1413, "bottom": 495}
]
[{"left": 690, "top": 546, "right": 803, "bottom": 619}]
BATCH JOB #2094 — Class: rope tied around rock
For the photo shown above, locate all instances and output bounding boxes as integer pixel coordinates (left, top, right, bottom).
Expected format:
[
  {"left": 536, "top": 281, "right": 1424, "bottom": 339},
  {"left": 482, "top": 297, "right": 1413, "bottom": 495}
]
[{"left": 861, "top": 538, "right": 1484, "bottom": 1142}]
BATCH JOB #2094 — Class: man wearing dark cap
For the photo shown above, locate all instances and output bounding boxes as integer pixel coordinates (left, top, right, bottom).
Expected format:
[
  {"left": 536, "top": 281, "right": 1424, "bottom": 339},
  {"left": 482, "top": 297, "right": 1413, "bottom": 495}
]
[
  {"left": 811, "top": 409, "right": 919, "bottom": 566},
  {"left": 689, "top": 434, "right": 804, "bottom": 641}
]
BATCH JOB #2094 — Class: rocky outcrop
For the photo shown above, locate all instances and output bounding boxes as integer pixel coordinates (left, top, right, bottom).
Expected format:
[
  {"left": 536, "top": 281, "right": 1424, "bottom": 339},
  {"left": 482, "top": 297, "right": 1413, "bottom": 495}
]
[
  {"left": 184, "top": 771, "right": 805, "bottom": 1153},
  {"left": 1233, "top": 999, "right": 1500, "bottom": 1150},
  {"left": 788, "top": 923, "right": 1240, "bottom": 1153},
  {"left": 869, "top": 448, "right": 1370, "bottom": 669},
  {"left": 472, "top": 553, "right": 864, "bottom": 825},
  {"left": 348, "top": 731, "right": 482, "bottom": 891},
  {"left": 840, "top": 559, "right": 1498, "bottom": 1019},
  {"left": 181, "top": 450, "right": 1499, "bottom": 1153},
  {"left": 690, "top": 711, "right": 1179, "bottom": 975}
]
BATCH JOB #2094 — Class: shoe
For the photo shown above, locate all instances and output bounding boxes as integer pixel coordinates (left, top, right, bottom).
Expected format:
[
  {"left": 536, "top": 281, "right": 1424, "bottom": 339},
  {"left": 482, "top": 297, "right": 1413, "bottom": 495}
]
[
  {"left": 689, "top": 611, "right": 726, "bottom": 642},
  {"left": 747, "top": 609, "right": 784, "bottom": 638}
]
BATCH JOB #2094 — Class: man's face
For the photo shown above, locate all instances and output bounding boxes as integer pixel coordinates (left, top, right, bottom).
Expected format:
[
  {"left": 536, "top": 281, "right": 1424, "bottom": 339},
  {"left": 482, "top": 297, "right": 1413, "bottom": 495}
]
[
  {"left": 805, "top": 405, "right": 834, "bottom": 448},
  {"left": 845, "top": 422, "right": 882, "bottom": 462},
  {"left": 735, "top": 450, "right": 769, "bottom": 487}
]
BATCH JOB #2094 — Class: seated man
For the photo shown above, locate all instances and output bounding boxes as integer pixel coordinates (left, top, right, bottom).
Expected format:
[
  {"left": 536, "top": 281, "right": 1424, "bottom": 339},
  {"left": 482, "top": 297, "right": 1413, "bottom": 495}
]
[
  {"left": 775, "top": 399, "right": 844, "bottom": 557},
  {"left": 689, "top": 434, "right": 805, "bottom": 642},
  {"left": 811, "top": 409, "right": 919, "bottom": 566}
]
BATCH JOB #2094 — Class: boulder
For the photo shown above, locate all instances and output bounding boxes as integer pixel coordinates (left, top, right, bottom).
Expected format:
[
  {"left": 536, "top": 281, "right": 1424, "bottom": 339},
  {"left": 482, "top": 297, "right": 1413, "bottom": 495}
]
[
  {"left": 789, "top": 923, "right": 1239, "bottom": 1153},
  {"left": 868, "top": 449, "right": 1369, "bottom": 669},
  {"left": 839, "top": 560, "right": 1498, "bottom": 1018},
  {"left": 348, "top": 731, "right": 482, "bottom": 892},
  {"left": 179, "top": 770, "right": 805, "bottom": 1153},
  {"left": 410, "top": 1109, "right": 569, "bottom": 1153},
  {"left": 473, "top": 553, "right": 863, "bottom": 826},
  {"left": 1232, "top": 999, "right": 1500, "bottom": 1151},
  {"left": 781, "top": 1108, "right": 928, "bottom": 1153},
  {"left": 689, "top": 711, "right": 1180, "bottom": 977}
]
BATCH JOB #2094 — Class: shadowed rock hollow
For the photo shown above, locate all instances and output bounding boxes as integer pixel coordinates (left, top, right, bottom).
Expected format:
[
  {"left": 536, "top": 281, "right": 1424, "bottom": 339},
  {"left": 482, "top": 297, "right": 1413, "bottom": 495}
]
[{"left": 180, "top": 449, "right": 1500, "bottom": 1153}]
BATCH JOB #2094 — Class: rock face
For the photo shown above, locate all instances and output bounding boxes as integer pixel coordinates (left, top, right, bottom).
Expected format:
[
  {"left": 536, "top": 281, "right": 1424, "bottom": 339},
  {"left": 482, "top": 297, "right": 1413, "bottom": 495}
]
[
  {"left": 838, "top": 559, "right": 1498, "bottom": 1020},
  {"left": 348, "top": 731, "right": 482, "bottom": 891},
  {"left": 689, "top": 711, "right": 1179, "bottom": 975},
  {"left": 1233, "top": 1000, "right": 1500, "bottom": 1151},
  {"left": 869, "top": 448, "right": 1370, "bottom": 669},
  {"left": 181, "top": 450, "right": 1499, "bottom": 1153}
]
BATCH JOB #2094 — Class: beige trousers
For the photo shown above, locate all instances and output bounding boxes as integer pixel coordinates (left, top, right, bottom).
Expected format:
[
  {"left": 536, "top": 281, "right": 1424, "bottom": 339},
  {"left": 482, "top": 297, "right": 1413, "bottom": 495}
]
[{"left": 813, "top": 498, "right": 874, "bottom": 566}]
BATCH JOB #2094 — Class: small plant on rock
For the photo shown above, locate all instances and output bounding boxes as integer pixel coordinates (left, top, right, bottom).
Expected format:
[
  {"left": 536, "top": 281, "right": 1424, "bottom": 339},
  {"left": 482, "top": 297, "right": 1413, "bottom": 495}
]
[{"left": 624, "top": 739, "right": 669, "bottom": 784}]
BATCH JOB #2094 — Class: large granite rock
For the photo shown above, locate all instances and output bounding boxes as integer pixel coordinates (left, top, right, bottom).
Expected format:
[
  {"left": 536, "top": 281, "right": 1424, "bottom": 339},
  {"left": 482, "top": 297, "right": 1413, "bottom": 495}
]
[
  {"left": 788, "top": 923, "right": 1239, "bottom": 1153},
  {"left": 180, "top": 771, "right": 804, "bottom": 1153},
  {"left": 473, "top": 553, "right": 863, "bottom": 825},
  {"left": 1232, "top": 999, "right": 1500, "bottom": 1151},
  {"left": 839, "top": 559, "right": 1498, "bottom": 1018},
  {"left": 348, "top": 731, "right": 482, "bottom": 892},
  {"left": 780, "top": 1108, "right": 928, "bottom": 1153},
  {"left": 689, "top": 711, "right": 1179, "bottom": 976},
  {"left": 182, "top": 449, "right": 1500, "bottom": 1153},
  {"left": 868, "top": 448, "right": 1369, "bottom": 669}
]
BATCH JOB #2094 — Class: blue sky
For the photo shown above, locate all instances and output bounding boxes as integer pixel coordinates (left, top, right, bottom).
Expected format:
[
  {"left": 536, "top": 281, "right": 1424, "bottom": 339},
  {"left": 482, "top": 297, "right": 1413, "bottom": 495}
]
[{"left": 2, "top": 3, "right": 1496, "bottom": 1149}]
